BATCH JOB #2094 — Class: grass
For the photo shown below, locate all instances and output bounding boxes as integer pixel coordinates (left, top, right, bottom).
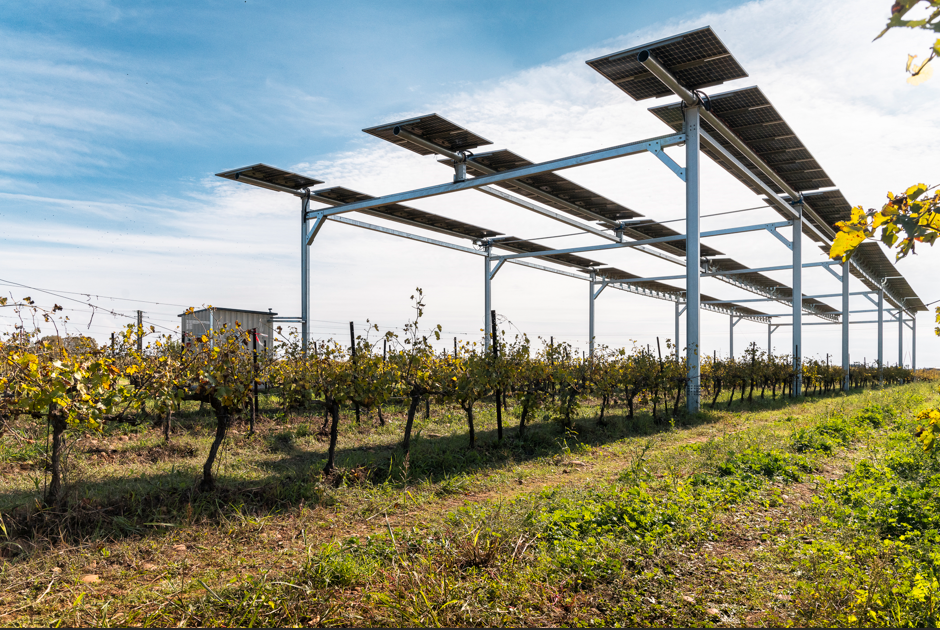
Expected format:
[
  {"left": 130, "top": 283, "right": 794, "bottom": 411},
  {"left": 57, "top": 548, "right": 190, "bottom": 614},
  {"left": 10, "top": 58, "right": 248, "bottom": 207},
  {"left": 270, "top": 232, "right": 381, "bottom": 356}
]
[{"left": 0, "top": 382, "right": 937, "bottom": 626}]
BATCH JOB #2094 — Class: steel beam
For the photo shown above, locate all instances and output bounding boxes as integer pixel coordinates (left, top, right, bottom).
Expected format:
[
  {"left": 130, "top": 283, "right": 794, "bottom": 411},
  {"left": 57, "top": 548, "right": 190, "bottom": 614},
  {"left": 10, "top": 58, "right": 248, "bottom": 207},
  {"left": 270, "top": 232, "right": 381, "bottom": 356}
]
[
  {"left": 729, "top": 313, "right": 734, "bottom": 359},
  {"left": 702, "top": 291, "right": 873, "bottom": 305},
  {"left": 484, "top": 248, "right": 492, "bottom": 351},
  {"left": 589, "top": 272, "right": 596, "bottom": 358},
  {"left": 327, "top": 215, "right": 481, "bottom": 255},
  {"left": 793, "top": 203, "right": 802, "bottom": 395},
  {"left": 478, "top": 186, "right": 618, "bottom": 242},
  {"left": 303, "top": 133, "right": 686, "bottom": 218},
  {"left": 878, "top": 287, "right": 884, "bottom": 384},
  {"left": 674, "top": 301, "right": 681, "bottom": 360},
  {"left": 491, "top": 221, "right": 791, "bottom": 263},
  {"left": 842, "top": 257, "right": 850, "bottom": 390},
  {"left": 899, "top": 307, "right": 904, "bottom": 367},
  {"left": 394, "top": 125, "right": 620, "bottom": 228},
  {"left": 685, "top": 105, "right": 701, "bottom": 413},
  {"left": 301, "top": 195, "right": 310, "bottom": 355}
]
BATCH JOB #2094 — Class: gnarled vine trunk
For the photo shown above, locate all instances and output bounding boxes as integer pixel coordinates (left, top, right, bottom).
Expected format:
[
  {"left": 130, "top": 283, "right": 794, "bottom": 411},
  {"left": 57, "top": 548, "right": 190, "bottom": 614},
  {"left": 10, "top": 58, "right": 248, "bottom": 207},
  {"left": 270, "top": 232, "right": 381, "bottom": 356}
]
[
  {"left": 200, "top": 397, "right": 230, "bottom": 491},
  {"left": 402, "top": 388, "right": 422, "bottom": 455},
  {"left": 45, "top": 406, "right": 68, "bottom": 506},
  {"left": 323, "top": 396, "right": 340, "bottom": 475}
]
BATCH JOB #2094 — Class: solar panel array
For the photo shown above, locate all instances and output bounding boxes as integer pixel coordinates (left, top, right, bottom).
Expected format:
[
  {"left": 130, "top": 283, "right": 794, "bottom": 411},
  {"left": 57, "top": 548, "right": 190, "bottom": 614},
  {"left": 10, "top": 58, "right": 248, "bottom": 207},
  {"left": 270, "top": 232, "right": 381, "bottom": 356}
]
[
  {"left": 495, "top": 238, "right": 601, "bottom": 269},
  {"left": 310, "top": 187, "right": 770, "bottom": 316},
  {"left": 312, "top": 187, "right": 502, "bottom": 240},
  {"left": 216, "top": 163, "right": 323, "bottom": 190},
  {"left": 447, "top": 149, "right": 643, "bottom": 224},
  {"left": 648, "top": 86, "right": 836, "bottom": 197},
  {"left": 646, "top": 87, "right": 923, "bottom": 313},
  {"left": 442, "top": 149, "right": 722, "bottom": 258},
  {"left": 620, "top": 221, "right": 723, "bottom": 259},
  {"left": 590, "top": 266, "right": 767, "bottom": 317},
  {"left": 586, "top": 27, "right": 748, "bottom": 101},
  {"left": 705, "top": 258, "right": 840, "bottom": 316},
  {"left": 362, "top": 113, "right": 492, "bottom": 156},
  {"left": 846, "top": 242, "right": 926, "bottom": 312}
]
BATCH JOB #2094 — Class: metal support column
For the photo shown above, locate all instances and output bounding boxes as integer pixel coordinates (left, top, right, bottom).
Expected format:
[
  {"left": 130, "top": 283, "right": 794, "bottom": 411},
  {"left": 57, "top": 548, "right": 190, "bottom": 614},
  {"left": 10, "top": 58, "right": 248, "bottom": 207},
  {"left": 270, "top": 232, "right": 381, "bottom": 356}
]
[
  {"left": 913, "top": 312, "right": 917, "bottom": 371},
  {"left": 674, "top": 300, "right": 680, "bottom": 360},
  {"left": 877, "top": 287, "right": 884, "bottom": 385},
  {"left": 729, "top": 313, "right": 734, "bottom": 359},
  {"left": 484, "top": 246, "right": 493, "bottom": 351},
  {"left": 842, "top": 257, "right": 850, "bottom": 391},
  {"left": 792, "top": 203, "right": 802, "bottom": 396},
  {"left": 684, "top": 104, "right": 701, "bottom": 413},
  {"left": 899, "top": 309, "right": 904, "bottom": 367},
  {"left": 589, "top": 272, "right": 596, "bottom": 358},
  {"left": 767, "top": 324, "right": 772, "bottom": 356},
  {"left": 300, "top": 194, "right": 310, "bottom": 355}
]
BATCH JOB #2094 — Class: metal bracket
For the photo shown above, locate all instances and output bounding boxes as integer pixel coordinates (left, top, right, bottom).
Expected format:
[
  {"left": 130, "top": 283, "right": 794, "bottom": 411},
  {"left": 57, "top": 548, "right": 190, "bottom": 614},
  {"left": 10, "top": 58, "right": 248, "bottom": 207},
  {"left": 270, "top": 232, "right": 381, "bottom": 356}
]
[
  {"left": 678, "top": 303, "right": 688, "bottom": 317},
  {"left": 489, "top": 258, "right": 506, "bottom": 280},
  {"left": 646, "top": 140, "right": 685, "bottom": 181},
  {"left": 823, "top": 264, "right": 843, "bottom": 283},
  {"left": 306, "top": 211, "right": 326, "bottom": 246},
  {"left": 731, "top": 316, "right": 744, "bottom": 329},
  {"left": 593, "top": 280, "right": 609, "bottom": 300},
  {"left": 766, "top": 225, "right": 793, "bottom": 250},
  {"left": 453, "top": 152, "right": 468, "bottom": 183}
]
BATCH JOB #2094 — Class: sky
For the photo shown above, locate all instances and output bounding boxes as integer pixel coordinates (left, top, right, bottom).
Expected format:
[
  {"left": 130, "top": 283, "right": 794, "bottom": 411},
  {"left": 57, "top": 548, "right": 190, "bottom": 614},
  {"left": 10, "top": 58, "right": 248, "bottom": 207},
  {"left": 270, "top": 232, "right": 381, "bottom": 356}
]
[{"left": 1, "top": 0, "right": 938, "bottom": 367}]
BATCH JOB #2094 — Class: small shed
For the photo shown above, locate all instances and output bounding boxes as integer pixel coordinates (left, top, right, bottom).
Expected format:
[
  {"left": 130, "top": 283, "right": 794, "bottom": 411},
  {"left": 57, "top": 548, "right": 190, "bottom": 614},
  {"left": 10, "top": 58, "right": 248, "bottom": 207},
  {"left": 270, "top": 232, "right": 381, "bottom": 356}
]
[{"left": 178, "top": 307, "right": 277, "bottom": 352}]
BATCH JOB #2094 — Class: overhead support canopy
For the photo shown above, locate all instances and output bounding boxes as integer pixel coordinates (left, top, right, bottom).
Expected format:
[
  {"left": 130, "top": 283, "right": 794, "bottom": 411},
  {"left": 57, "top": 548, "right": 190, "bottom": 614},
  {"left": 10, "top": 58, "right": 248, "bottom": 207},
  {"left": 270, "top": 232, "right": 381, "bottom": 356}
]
[
  {"left": 648, "top": 86, "right": 836, "bottom": 196},
  {"left": 310, "top": 186, "right": 502, "bottom": 240},
  {"left": 441, "top": 149, "right": 642, "bottom": 224},
  {"left": 215, "top": 163, "right": 323, "bottom": 190},
  {"left": 585, "top": 26, "right": 748, "bottom": 101},
  {"left": 442, "top": 149, "right": 721, "bottom": 258},
  {"left": 362, "top": 113, "right": 492, "bottom": 156},
  {"left": 493, "top": 238, "right": 602, "bottom": 269},
  {"left": 703, "top": 257, "right": 840, "bottom": 320},
  {"left": 847, "top": 242, "right": 926, "bottom": 312}
]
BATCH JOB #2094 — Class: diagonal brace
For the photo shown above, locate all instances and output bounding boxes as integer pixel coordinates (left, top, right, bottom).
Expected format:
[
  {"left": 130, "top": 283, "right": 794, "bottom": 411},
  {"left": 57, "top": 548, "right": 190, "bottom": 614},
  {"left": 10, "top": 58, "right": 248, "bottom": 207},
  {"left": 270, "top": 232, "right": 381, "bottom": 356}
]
[
  {"left": 306, "top": 212, "right": 326, "bottom": 246},
  {"left": 647, "top": 140, "right": 685, "bottom": 181},
  {"left": 823, "top": 264, "right": 843, "bottom": 282},
  {"left": 490, "top": 258, "right": 506, "bottom": 280},
  {"left": 766, "top": 225, "right": 792, "bottom": 250}
]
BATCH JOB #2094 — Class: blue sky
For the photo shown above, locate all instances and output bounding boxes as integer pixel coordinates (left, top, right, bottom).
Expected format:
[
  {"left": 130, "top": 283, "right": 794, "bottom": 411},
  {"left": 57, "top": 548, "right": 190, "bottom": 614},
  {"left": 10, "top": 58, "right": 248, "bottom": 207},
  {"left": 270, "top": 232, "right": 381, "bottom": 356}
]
[
  {"left": 2, "top": 0, "right": 938, "bottom": 367},
  {"left": 1, "top": 0, "right": 737, "bottom": 197}
]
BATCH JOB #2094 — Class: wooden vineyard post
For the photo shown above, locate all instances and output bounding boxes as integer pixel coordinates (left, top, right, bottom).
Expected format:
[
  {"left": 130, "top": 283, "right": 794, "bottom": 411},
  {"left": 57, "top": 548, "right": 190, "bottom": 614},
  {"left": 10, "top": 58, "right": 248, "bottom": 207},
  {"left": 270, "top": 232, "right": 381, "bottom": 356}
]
[
  {"left": 491, "top": 309, "right": 502, "bottom": 441},
  {"left": 251, "top": 328, "right": 258, "bottom": 433},
  {"left": 350, "top": 321, "right": 360, "bottom": 424}
]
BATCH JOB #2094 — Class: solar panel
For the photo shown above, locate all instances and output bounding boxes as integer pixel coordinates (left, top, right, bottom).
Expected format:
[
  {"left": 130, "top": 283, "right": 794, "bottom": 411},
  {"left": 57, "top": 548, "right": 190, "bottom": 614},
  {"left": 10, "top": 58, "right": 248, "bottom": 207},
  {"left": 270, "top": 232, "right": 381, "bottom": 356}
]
[
  {"left": 586, "top": 26, "right": 748, "bottom": 101},
  {"left": 845, "top": 243, "right": 926, "bottom": 312},
  {"left": 362, "top": 113, "right": 492, "bottom": 156},
  {"left": 621, "top": 221, "right": 724, "bottom": 259},
  {"left": 591, "top": 267, "right": 768, "bottom": 317},
  {"left": 704, "top": 257, "right": 840, "bottom": 316},
  {"left": 311, "top": 187, "right": 502, "bottom": 240},
  {"left": 442, "top": 149, "right": 643, "bottom": 224},
  {"left": 215, "top": 163, "right": 323, "bottom": 190},
  {"left": 649, "top": 86, "right": 836, "bottom": 196},
  {"left": 495, "top": 238, "right": 602, "bottom": 269}
]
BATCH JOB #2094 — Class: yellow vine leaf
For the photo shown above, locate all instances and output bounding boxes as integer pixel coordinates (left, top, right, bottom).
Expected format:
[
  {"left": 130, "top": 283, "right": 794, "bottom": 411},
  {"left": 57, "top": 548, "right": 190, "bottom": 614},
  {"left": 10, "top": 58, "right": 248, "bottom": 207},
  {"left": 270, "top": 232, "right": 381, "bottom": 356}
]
[{"left": 830, "top": 230, "right": 866, "bottom": 260}]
